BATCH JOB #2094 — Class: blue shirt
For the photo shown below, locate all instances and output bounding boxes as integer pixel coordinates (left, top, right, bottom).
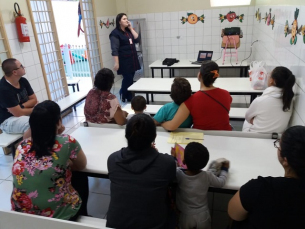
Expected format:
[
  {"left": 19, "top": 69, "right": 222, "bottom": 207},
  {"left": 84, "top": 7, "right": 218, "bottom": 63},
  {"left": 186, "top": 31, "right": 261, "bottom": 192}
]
[{"left": 154, "top": 102, "right": 192, "bottom": 128}]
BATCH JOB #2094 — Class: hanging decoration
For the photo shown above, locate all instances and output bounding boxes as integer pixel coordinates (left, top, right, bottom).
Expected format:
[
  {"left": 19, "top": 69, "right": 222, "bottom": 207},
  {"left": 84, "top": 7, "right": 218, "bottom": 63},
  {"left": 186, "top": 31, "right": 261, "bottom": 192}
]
[
  {"left": 219, "top": 11, "right": 244, "bottom": 23},
  {"left": 255, "top": 8, "right": 261, "bottom": 22},
  {"left": 284, "top": 8, "right": 303, "bottom": 45},
  {"left": 180, "top": 13, "right": 205, "bottom": 24},
  {"left": 262, "top": 8, "right": 275, "bottom": 30},
  {"left": 99, "top": 18, "right": 115, "bottom": 29},
  {"left": 77, "top": 3, "right": 84, "bottom": 37}
]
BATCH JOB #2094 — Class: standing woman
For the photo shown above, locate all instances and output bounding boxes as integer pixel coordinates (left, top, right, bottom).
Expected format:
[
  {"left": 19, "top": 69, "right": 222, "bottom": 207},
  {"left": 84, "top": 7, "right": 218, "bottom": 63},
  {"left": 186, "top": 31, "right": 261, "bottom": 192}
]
[{"left": 110, "top": 13, "right": 140, "bottom": 102}]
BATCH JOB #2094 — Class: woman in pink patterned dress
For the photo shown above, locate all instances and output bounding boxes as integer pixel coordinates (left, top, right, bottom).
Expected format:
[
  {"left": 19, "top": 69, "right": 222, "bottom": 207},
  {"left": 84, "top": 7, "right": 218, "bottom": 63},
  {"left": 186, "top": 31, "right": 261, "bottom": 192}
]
[{"left": 84, "top": 68, "right": 127, "bottom": 125}]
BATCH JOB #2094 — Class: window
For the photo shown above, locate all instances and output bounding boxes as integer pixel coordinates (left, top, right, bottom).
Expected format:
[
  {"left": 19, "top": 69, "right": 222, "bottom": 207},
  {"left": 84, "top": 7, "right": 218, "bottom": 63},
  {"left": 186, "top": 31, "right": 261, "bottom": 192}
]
[
  {"left": 27, "top": 0, "right": 69, "bottom": 101},
  {"left": 210, "top": 0, "right": 251, "bottom": 7}
]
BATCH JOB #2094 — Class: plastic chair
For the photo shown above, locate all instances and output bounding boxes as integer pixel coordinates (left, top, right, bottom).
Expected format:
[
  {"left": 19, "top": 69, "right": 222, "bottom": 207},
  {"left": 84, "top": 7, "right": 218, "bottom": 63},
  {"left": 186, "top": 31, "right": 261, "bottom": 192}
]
[{"left": 222, "top": 35, "right": 239, "bottom": 65}]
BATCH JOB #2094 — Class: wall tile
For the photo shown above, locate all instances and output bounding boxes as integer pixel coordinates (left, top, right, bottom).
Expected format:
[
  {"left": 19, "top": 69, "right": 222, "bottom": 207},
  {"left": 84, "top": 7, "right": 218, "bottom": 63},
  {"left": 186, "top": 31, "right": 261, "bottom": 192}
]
[{"left": 9, "top": 39, "right": 22, "bottom": 55}]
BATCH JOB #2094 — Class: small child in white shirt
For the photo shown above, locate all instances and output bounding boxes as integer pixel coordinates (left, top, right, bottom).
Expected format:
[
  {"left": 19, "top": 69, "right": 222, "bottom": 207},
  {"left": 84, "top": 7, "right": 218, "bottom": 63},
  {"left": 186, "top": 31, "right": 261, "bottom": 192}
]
[
  {"left": 127, "top": 95, "right": 150, "bottom": 121},
  {"left": 171, "top": 142, "right": 229, "bottom": 229}
]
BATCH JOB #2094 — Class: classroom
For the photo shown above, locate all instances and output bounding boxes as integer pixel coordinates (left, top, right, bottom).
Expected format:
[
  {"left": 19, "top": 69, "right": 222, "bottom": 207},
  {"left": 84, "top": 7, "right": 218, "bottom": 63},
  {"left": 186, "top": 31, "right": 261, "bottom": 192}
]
[{"left": 1, "top": 0, "right": 305, "bottom": 228}]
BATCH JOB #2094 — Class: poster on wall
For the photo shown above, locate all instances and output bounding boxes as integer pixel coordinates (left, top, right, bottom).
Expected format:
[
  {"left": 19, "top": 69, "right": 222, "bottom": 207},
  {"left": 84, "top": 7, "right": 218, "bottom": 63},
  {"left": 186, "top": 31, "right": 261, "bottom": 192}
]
[
  {"left": 180, "top": 13, "right": 205, "bottom": 24},
  {"left": 219, "top": 11, "right": 244, "bottom": 23},
  {"left": 284, "top": 8, "right": 303, "bottom": 45}
]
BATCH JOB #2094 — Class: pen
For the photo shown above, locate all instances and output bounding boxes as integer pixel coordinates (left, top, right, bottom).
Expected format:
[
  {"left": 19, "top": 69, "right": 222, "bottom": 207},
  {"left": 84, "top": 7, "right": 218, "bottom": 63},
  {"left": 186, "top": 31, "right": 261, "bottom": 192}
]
[{"left": 185, "top": 138, "right": 204, "bottom": 140}]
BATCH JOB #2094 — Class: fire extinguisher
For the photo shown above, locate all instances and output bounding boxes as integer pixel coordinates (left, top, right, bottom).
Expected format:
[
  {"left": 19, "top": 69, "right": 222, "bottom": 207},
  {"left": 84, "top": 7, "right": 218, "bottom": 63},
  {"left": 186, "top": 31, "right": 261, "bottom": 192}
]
[{"left": 14, "top": 2, "right": 30, "bottom": 42}]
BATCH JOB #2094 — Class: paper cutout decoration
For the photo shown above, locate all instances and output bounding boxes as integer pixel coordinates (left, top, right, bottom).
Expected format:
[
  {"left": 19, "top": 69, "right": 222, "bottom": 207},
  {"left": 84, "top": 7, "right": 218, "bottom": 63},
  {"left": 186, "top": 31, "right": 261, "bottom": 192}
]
[
  {"left": 284, "top": 8, "right": 303, "bottom": 45},
  {"left": 262, "top": 8, "right": 275, "bottom": 30},
  {"left": 255, "top": 8, "right": 261, "bottom": 22},
  {"left": 99, "top": 18, "right": 115, "bottom": 29},
  {"left": 180, "top": 13, "right": 205, "bottom": 24},
  {"left": 302, "top": 26, "right": 305, "bottom": 43},
  {"left": 219, "top": 11, "right": 244, "bottom": 23}
]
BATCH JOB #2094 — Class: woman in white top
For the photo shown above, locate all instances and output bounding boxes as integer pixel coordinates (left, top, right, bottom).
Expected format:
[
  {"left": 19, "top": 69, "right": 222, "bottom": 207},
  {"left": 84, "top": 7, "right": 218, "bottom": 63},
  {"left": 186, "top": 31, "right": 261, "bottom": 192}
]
[{"left": 243, "top": 66, "right": 295, "bottom": 133}]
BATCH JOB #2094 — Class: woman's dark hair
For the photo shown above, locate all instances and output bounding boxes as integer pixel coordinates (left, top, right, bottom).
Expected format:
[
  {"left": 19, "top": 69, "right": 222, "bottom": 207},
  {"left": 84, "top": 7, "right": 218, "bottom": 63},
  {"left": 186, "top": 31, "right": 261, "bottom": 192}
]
[
  {"left": 170, "top": 77, "right": 192, "bottom": 105},
  {"left": 280, "top": 126, "right": 305, "bottom": 180},
  {"left": 94, "top": 68, "right": 114, "bottom": 91},
  {"left": 29, "top": 100, "right": 61, "bottom": 158},
  {"left": 125, "top": 113, "right": 156, "bottom": 151},
  {"left": 131, "top": 95, "right": 146, "bottom": 112},
  {"left": 184, "top": 142, "right": 209, "bottom": 171},
  {"left": 199, "top": 60, "right": 219, "bottom": 87},
  {"left": 115, "top": 13, "right": 130, "bottom": 33},
  {"left": 270, "top": 67, "right": 295, "bottom": 111}
]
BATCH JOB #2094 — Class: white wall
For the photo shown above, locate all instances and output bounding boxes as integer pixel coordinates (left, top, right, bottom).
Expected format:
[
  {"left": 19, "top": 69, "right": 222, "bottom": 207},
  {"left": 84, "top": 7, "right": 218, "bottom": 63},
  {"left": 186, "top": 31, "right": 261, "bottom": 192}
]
[
  {"left": 251, "top": 5, "right": 305, "bottom": 126},
  {"left": 128, "top": 6, "right": 255, "bottom": 78}
]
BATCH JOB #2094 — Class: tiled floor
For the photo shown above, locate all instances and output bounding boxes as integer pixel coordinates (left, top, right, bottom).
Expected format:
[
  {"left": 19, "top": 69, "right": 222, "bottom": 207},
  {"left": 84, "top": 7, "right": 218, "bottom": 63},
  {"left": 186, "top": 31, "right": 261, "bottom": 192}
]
[{"left": 0, "top": 75, "right": 240, "bottom": 228}]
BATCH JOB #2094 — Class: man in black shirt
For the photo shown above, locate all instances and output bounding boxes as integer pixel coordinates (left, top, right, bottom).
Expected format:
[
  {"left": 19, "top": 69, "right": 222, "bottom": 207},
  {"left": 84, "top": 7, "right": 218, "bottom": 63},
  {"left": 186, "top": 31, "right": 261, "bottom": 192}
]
[{"left": 0, "top": 58, "right": 37, "bottom": 138}]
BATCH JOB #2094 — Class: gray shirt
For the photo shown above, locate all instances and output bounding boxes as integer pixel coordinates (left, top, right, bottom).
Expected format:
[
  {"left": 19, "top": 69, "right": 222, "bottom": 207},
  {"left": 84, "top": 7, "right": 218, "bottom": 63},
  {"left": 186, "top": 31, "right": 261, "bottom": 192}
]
[{"left": 176, "top": 169, "right": 228, "bottom": 215}]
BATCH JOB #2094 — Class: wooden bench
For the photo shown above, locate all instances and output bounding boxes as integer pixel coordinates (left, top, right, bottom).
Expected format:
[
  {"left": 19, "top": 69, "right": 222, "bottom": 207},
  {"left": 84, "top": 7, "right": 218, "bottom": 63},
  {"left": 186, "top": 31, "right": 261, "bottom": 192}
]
[
  {"left": 0, "top": 210, "right": 110, "bottom": 229},
  {"left": 122, "top": 104, "right": 247, "bottom": 121}
]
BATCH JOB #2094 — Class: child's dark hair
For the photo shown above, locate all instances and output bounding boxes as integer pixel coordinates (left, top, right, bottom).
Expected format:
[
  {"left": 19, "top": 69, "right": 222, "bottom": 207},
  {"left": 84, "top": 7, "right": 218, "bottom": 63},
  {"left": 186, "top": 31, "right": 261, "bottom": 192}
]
[
  {"left": 184, "top": 142, "right": 209, "bottom": 171},
  {"left": 94, "top": 68, "right": 114, "bottom": 91},
  {"left": 125, "top": 113, "right": 156, "bottom": 151},
  {"left": 280, "top": 126, "right": 305, "bottom": 181},
  {"left": 170, "top": 77, "right": 192, "bottom": 105},
  {"left": 271, "top": 66, "right": 295, "bottom": 111},
  {"left": 200, "top": 60, "right": 219, "bottom": 87},
  {"left": 131, "top": 95, "right": 146, "bottom": 112},
  {"left": 29, "top": 100, "right": 61, "bottom": 158}
]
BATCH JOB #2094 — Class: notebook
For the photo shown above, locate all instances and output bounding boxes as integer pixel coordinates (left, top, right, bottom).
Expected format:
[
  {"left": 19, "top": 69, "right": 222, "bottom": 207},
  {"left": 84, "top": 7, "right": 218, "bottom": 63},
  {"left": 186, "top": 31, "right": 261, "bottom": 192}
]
[{"left": 191, "top": 50, "right": 213, "bottom": 65}]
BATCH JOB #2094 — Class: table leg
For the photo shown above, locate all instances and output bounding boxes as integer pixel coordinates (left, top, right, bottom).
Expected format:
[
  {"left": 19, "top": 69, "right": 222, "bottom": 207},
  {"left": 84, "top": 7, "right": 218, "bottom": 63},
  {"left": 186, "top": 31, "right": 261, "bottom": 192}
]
[
  {"left": 152, "top": 69, "right": 154, "bottom": 78},
  {"left": 250, "top": 94, "right": 256, "bottom": 103},
  {"left": 73, "top": 105, "right": 76, "bottom": 111},
  {"left": 151, "top": 93, "right": 154, "bottom": 102},
  {"left": 161, "top": 69, "right": 163, "bottom": 78},
  {"left": 169, "top": 69, "right": 172, "bottom": 78},
  {"left": 172, "top": 69, "right": 175, "bottom": 77},
  {"left": 76, "top": 83, "right": 79, "bottom": 91},
  {"left": 240, "top": 68, "right": 243, "bottom": 77},
  {"left": 72, "top": 85, "right": 75, "bottom": 93},
  {"left": 146, "top": 93, "right": 150, "bottom": 104}
]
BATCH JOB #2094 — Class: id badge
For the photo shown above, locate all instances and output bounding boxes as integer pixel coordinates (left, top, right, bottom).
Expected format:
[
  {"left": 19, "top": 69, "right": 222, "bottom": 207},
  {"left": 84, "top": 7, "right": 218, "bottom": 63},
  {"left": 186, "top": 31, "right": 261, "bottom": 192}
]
[{"left": 129, "top": 38, "right": 133, "bottom": 44}]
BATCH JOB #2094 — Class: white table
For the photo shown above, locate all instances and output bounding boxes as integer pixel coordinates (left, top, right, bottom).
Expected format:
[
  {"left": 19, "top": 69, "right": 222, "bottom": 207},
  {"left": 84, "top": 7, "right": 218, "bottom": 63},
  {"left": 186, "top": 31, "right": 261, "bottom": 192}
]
[
  {"left": 128, "top": 78, "right": 263, "bottom": 103},
  {"left": 67, "top": 79, "right": 80, "bottom": 92},
  {"left": 71, "top": 126, "right": 282, "bottom": 192},
  {"left": 149, "top": 59, "right": 249, "bottom": 78},
  {"left": 57, "top": 90, "right": 88, "bottom": 113}
]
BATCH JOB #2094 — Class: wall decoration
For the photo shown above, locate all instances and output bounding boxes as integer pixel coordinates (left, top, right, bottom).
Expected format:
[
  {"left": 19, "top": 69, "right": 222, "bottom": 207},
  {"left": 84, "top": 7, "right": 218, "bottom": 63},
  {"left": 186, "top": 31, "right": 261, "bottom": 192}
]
[
  {"left": 262, "top": 8, "right": 275, "bottom": 30},
  {"left": 99, "top": 18, "right": 115, "bottom": 29},
  {"left": 180, "top": 13, "right": 204, "bottom": 24},
  {"left": 255, "top": 8, "right": 261, "bottom": 22},
  {"left": 219, "top": 11, "right": 244, "bottom": 23},
  {"left": 284, "top": 8, "right": 303, "bottom": 45},
  {"left": 302, "top": 26, "right": 305, "bottom": 43}
]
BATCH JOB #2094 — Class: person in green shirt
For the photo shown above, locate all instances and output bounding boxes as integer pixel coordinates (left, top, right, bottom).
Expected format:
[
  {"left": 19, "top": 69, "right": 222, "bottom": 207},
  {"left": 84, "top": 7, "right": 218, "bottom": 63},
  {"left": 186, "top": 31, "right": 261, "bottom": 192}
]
[
  {"left": 154, "top": 77, "right": 193, "bottom": 128},
  {"left": 11, "top": 100, "right": 88, "bottom": 221}
]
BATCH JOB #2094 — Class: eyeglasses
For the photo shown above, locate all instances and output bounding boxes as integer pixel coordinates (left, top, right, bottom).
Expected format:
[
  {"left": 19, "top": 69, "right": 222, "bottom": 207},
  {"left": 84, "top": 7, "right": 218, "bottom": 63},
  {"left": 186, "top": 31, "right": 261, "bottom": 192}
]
[
  {"left": 14, "top": 64, "right": 25, "bottom": 70},
  {"left": 274, "top": 139, "right": 280, "bottom": 150}
]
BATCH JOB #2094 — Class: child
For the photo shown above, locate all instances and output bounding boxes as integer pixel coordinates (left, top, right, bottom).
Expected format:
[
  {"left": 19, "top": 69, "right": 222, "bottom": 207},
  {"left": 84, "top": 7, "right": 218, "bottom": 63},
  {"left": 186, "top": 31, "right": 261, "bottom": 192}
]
[
  {"left": 126, "top": 95, "right": 150, "bottom": 120},
  {"left": 172, "top": 142, "right": 229, "bottom": 229},
  {"left": 154, "top": 77, "right": 192, "bottom": 128}
]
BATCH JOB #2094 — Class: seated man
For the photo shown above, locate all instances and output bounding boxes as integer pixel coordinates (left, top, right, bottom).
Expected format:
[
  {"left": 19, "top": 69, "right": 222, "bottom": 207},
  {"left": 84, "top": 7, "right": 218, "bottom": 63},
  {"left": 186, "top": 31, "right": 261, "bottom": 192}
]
[{"left": 0, "top": 58, "right": 37, "bottom": 140}]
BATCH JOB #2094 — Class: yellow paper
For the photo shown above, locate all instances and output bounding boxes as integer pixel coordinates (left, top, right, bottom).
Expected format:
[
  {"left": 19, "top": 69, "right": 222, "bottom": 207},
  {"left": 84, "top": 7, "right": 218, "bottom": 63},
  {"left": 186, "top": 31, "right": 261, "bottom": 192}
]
[{"left": 167, "top": 132, "right": 204, "bottom": 144}]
